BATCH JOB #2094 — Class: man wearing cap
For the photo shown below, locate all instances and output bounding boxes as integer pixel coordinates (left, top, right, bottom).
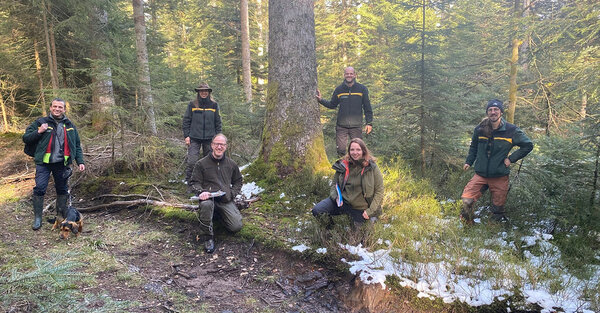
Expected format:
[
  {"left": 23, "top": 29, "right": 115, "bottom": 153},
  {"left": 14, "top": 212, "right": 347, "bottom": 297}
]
[
  {"left": 22, "top": 98, "right": 85, "bottom": 230},
  {"left": 316, "top": 67, "right": 373, "bottom": 156},
  {"left": 182, "top": 83, "right": 222, "bottom": 188},
  {"left": 461, "top": 99, "right": 533, "bottom": 223}
]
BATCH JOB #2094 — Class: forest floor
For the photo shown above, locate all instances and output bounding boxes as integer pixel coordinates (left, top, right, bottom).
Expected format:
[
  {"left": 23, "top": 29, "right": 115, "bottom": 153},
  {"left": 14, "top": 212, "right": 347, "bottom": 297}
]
[{"left": 0, "top": 133, "right": 414, "bottom": 313}]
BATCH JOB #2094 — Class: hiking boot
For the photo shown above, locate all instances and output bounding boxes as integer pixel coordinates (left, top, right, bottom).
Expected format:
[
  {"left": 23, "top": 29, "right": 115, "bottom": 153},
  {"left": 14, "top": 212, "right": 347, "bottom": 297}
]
[
  {"left": 204, "top": 238, "right": 215, "bottom": 254},
  {"left": 490, "top": 205, "right": 507, "bottom": 223},
  {"left": 460, "top": 198, "right": 475, "bottom": 225},
  {"left": 32, "top": 195, "right": 44, "bottom": 230}
]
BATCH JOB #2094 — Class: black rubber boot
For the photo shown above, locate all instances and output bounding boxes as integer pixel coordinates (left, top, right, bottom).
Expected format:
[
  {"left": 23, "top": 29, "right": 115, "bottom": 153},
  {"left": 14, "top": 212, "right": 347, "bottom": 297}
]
[
  {"left": 32, "top": 195, "right": 44, "bottom": 230},
  {"left": 460, "top": 198, "right": 475, "bottom": 225},
  {"left": 56, "top": 194, "right": 69, "bottom": 218},
  {"left": 490, "top": 205, "right": 507, "bottom": 222}
]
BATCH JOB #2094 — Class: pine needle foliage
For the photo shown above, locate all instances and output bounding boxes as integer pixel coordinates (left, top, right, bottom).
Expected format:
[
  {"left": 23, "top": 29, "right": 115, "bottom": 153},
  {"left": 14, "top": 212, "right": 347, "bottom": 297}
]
[{"left": 0, "top": 252, "right": 130, "bottom": 312}]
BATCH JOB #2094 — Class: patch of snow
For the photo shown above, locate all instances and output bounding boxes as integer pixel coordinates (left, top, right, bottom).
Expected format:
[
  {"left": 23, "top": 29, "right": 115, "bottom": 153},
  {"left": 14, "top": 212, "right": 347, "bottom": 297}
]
[
  {"left": 292, "top": 244, "right": 309, "bottom": 252},
  {"left": 240, "top": 182, "right": 264, "bottom": 198},
  {"left": 316, "top": 248, "right": 327, "bottom": 254}
]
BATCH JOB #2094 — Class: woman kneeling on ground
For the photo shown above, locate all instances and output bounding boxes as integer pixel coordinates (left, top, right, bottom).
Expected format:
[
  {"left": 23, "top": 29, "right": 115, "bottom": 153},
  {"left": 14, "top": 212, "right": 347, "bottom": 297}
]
[{"left": 312, "top": 138, "right": 384, "bottom": 224}]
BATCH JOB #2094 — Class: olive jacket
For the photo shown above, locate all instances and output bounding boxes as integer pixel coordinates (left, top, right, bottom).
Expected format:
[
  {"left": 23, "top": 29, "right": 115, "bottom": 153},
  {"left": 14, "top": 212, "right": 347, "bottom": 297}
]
[{"left": 329, "top": 159, "right": 384, "bottom": 217}]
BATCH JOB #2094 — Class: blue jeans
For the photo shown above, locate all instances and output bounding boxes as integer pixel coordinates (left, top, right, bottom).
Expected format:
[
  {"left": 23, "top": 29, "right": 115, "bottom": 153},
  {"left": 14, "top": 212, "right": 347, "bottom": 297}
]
[
  {"left": 311, "top": 197, "right": 366, "bottom": 224},
  {"left": 33, "top": 163, "right": 69, "bottom": 196}
]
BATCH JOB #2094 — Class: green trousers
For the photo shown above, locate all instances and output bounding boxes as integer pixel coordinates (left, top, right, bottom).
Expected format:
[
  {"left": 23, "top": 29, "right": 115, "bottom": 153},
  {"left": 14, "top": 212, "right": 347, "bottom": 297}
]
[{"left": 197, "top": 199, "right": 243, "bottom": 236}]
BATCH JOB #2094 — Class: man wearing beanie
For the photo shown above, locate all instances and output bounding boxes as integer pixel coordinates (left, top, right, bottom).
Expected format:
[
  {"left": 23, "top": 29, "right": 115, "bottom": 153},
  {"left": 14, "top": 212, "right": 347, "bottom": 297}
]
[{"left": 460, "top": 99, "right": 533, "bottom": 224}]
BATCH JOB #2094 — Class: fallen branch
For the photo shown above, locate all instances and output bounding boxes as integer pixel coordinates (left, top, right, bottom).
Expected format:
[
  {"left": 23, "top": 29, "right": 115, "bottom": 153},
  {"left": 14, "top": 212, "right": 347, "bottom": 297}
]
[
  {"left": 91, "top": 194, "right": 162, "bottom": 201},
  {"left": 1, "top": 172, "right": 35, "bottom": 184},
  {"left": 78, "top": 196, "right": 261, "bottom": 213},
  {"left": 78, "top": 199, "right": 198, "bottom": 213}
]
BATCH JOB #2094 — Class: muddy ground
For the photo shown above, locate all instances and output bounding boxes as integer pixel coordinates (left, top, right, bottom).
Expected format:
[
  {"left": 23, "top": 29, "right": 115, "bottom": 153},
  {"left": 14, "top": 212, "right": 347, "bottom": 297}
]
[{"left": 0, "top": 188, "right": 363, "bottom": 312}]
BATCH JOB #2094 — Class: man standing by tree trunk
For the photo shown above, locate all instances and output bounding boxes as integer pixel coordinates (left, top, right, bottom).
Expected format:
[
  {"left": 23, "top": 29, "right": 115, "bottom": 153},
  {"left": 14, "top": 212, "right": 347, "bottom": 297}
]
[
  {"left": 23, "top": 98, "right": 85, "bottom": 230},
  {"left": 461, "top": 99, "right": 533, "bottom": 224},
  {"left": 317, "top": 67, "right": 373, "bottom": 156}
]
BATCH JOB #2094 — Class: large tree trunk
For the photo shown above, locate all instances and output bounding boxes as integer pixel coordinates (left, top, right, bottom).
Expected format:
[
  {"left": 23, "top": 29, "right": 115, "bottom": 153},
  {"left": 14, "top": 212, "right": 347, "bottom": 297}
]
[
  {"left": 132, "top": 0, "right": 157, "bottom": 135},
  {"left": 260, "top": 0, "right": 328, "bottom": 177},
  {"left": 33, "top": 38, "right": 47, "bottom": 116},
  {"left": 90, "top": 8, "right": 116, "bottom": 131},
  {"left": 241, "top": 0, "right": 252, "bottom": 104}
]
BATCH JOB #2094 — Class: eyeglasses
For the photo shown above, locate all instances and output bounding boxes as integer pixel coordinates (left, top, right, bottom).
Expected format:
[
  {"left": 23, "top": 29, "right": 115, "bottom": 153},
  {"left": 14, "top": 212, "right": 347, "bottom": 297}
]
[{"left": 212, "top": 143, "right": 227, "bottom": 147}]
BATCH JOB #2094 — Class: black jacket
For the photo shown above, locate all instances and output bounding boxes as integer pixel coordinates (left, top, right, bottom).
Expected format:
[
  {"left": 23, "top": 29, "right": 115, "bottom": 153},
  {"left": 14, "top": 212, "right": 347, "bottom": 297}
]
[
  {"left": 319, "top": 81, "right": 373, "bottom": 128},
  {"left": 190, "top": 154, "right": 242, "bottom": 203},
  {"left": 465, "top": 119, "right": 533, "bottom": 178},
  {"left": 182, "top": 98, "right": 222, "bottom": 140}
]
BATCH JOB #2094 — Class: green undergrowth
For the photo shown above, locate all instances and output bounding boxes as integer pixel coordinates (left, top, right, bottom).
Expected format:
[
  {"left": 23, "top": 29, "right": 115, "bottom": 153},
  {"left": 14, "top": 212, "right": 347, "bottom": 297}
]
[
  {"left": 240, "top": 157, "right": 598, "bottom": 312},
  {"left": 0, "top": 252, "right": 131, "bottom": 312}
]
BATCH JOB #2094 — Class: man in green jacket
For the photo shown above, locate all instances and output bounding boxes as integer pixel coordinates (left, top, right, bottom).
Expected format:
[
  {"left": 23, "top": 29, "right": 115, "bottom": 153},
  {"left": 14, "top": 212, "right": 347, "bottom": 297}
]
[
  {"left": 190, "top": 134, "right": 242, "bottom": 253},
  {"left": 22, "top": 98, "right": 85, "bottom": 230},
  {"left": 316, "top": 67, "right": 374, "bottom": 156},
  {"left": 461, "top": 99, "right": 533, "bottom": 223}
]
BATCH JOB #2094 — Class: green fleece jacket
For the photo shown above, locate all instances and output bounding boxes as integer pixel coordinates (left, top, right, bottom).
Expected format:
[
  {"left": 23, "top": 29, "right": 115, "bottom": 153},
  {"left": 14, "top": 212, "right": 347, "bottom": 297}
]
[{"left": 190, "top": 154, "right": 242, "bottom": 203}]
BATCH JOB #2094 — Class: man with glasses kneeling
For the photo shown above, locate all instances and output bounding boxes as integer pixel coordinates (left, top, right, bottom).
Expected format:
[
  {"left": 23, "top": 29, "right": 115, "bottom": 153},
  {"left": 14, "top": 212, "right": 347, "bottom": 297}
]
[{"left": 189, "top": 134, "right": 243, "bottom": 253}]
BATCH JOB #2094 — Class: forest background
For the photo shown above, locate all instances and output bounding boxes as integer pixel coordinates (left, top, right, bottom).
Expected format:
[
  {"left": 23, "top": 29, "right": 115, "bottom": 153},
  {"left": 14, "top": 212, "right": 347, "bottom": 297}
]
[{"left": 0, "top": 0, "right": 599, "bottom": 312}]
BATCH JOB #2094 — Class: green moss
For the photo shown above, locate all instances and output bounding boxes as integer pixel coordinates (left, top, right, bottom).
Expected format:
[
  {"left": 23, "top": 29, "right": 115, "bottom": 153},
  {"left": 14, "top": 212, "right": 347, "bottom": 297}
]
[{"left": 155, "top": 206, "right": 197, "bottom": 221}]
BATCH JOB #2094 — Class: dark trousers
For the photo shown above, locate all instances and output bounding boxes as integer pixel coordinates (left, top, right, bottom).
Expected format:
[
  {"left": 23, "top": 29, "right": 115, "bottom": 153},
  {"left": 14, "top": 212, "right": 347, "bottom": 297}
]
[
  {"left": 186, "top": 139, "right": 212, "bottom": 182},
  {"left": 311, "top": 197, "right": 366, "bottom": 224},
  {"left": 33, "top": 163, "right": 69, "bottom": 196},
  {"left": 335, "top": 126, "right": 362, "bottom": 156}
]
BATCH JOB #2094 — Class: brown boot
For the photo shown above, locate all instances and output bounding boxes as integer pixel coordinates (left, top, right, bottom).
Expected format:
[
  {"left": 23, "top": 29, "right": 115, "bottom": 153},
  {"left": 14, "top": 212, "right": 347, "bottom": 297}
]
[{"left": 460, "top": 198, "right": 475, "bottom": 225}]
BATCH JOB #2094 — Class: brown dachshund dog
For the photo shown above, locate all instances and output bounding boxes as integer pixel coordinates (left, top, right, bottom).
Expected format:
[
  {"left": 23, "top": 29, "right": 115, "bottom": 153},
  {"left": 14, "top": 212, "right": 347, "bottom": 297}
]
[{"left": 51, "top": 206, "right": 83, "bottom": 239}]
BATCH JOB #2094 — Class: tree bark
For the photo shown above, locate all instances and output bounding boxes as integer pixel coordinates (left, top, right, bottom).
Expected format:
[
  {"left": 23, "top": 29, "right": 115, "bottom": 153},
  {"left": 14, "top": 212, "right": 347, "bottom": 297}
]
[
  {"left": 0, "top": 86, "right": 7, "bottom": 132},
  {"left": 580, "top": 92, "right": 587, "bottom": 119},
  {"left": 419, "top": 0, "right": 426, "bottom": 174},
  {"left": 41, "top": 0, "right": 58, "bottom": 96},
  {"left": 506, "top": 38, "right": 521, "bottom": 124},
  {"left": 90, "top": 8, "right": 116, "bottom": 131},
  {"left": 132, "top": 0, "right": 158, "bottom": 135},
  {"left": 241, "top": 0, "right": 253, "bottom": 104},
  {"left": 33, "top": 38, "right": 47, "bottom": 116},
  {"left": 591, "top": 141, "right": 600, "bottom": 207},
  {"left": 260, "top": 0, "right": 328, "bottom": 177}
]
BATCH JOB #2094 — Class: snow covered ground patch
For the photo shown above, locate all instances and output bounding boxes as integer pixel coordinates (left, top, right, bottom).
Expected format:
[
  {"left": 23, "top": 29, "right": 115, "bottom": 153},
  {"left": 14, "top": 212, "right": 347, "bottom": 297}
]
[
  {"left": 339, "top": 231, "right": 597, "bottom": 313},
  {"left": 240, "top": 182, "right": 264, "bottom": 199}
]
